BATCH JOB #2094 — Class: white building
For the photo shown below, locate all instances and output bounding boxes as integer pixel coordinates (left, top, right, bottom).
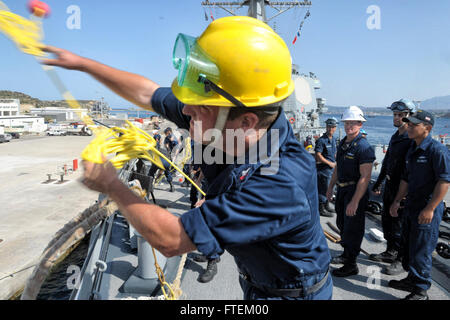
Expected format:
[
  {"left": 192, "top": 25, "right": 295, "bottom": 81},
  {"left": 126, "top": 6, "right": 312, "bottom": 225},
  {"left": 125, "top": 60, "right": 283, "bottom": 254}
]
[
  {"left": 0, "top": 116, "right": 47, "bottom": 133},
  {"left": 30, "top": 107, "right": 89, "bottom": 122},
  {"left": 0, "top": 99, "right": 20, "bottom": 117}
]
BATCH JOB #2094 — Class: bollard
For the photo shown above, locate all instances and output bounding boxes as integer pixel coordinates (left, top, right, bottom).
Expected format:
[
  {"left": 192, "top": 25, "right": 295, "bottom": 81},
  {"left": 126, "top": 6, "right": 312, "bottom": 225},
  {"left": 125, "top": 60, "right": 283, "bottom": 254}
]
[
  {"left": 64, "top": 164, "right": 68, "bottom": 175},
  {"left": 73, "top": 159, "right": 78, "bottom": 171},
  {"left": 135, "top": 231, "right": 167, "bottom": 279}
]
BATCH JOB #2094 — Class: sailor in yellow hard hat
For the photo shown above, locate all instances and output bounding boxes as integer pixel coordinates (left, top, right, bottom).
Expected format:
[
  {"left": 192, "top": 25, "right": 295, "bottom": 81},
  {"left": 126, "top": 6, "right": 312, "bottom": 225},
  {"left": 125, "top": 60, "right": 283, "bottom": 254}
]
[{"left": 43, "top": 16, "right": 332, "bottom": 300}]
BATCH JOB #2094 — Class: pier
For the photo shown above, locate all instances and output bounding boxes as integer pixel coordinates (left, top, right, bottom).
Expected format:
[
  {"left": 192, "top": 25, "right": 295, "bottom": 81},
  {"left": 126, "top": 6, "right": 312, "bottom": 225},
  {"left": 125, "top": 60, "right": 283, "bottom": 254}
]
[{"left": 0, "top": 135, "right": 99, "bottom": 299}]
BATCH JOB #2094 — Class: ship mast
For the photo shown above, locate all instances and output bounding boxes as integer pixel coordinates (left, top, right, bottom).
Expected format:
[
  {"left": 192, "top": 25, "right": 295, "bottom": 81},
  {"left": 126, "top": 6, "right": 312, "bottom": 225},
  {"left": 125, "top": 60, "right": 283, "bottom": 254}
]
[{"left": 201, "top": 0, "right": 311, "bottom": 23}]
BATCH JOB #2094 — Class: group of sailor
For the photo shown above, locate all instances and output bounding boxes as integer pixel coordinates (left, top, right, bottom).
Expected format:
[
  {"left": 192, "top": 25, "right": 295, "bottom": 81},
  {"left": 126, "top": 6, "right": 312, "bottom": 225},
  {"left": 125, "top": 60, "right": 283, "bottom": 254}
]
[
  {"left": 315, "top": 100, "right": 450, "bottom": 300},
  {"left": 42, "top": 16, "right": 449, "bottom": 300}
]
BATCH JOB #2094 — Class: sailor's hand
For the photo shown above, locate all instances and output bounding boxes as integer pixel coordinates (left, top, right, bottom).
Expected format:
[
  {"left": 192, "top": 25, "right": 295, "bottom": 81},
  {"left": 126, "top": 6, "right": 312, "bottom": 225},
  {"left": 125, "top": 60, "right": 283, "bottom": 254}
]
[
  {"left": 345, "top": 200, "right": 358, "bottom": 217},
  {"left": 390, "top": 201, "right": 400, "bottom": 217},
  {"left": 81, "top": 158, "right": 119, "bottom": 194},
  {"left": 329, "top": 162, "right": 336, "bottom": 169},
  {"left": 326, "top": 188, "right": 334, "bottom": 203},
  {"left": 418, "top": 208, "right": 434, "bottom": 224},
  {"left": 40, "top": 46, "right": 86, "bottom": 70},
  {"left": 372, "top": 188, "right": 381, "bottom": 196},
  {"left": 194, "top": 198, "right": 206, "bottom": 208}
]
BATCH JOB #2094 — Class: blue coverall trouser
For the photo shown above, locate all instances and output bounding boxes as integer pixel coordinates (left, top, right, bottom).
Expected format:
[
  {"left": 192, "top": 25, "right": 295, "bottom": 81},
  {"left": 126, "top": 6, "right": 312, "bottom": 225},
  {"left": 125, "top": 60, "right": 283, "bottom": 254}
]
[
  {"left": 148, "top": 158, "right": 173, "bottom": 183},
  {"left": 317, "top": 168, "right": 333, "bottom": 205},
  {"left": 335, "top": 184, "right": 368, "bottom": 261},
  {"left": 401, "top": 202, "right": 444, "bottom": 291},
  {"left": 239, "top": 270, "right": 333, "bottom": 300}
]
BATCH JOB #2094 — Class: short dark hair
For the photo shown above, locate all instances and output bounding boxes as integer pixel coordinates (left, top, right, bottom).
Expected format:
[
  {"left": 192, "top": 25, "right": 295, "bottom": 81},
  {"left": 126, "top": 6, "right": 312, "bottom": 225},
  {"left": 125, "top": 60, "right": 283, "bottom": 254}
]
[{"left": 227, "top": 101, "right": 283, "bottom": 129}]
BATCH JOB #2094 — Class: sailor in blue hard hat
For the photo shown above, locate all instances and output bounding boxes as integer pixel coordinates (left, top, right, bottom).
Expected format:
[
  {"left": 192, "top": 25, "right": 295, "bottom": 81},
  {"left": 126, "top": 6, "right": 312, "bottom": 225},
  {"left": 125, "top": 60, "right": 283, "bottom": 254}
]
[
  {"left": 369, "top": 98, "right": 415, "bottom": 275},
  {"left": 327, "top": 106, "right": 376, "bottom": 277},
  {"left": 315, "top": 117, "right": 338, "bottom": 217},
  {"left": 389, "top": 109, "right": 449, "bottom": 300}
]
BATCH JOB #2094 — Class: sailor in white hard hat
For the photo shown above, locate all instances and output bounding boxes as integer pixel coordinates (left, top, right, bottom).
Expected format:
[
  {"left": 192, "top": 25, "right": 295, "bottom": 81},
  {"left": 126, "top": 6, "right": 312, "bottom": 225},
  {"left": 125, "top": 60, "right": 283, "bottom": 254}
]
[{"left": 326, "top": 106, "right": 375, "bottom": 277}]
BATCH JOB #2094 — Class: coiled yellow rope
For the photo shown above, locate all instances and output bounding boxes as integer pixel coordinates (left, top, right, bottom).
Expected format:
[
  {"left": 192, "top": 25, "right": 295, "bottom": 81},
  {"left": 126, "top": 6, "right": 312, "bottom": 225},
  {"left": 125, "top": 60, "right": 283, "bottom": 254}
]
[{"left": 0, "top": 6, "right": 44, "bottom": 56}]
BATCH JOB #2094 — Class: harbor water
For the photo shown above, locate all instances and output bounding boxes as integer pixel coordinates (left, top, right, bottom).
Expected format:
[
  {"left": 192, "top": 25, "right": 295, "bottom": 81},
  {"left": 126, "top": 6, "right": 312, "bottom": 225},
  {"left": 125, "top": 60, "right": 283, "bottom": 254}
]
[
  {"left": 37, "top": 235, "right": 90, "bottom": 300},
  {"left": 38, "top": 114, "right": 450, "bottom": 300},
  {"left": 321, "top": 114, "right": 450, "bottom": 145}
]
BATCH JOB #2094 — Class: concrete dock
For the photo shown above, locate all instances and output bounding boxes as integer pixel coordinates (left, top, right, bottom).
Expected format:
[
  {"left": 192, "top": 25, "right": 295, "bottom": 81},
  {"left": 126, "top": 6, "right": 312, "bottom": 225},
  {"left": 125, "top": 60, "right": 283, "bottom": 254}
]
[{"left": 0, "top": 135, "right": 99, "bottom": 300}]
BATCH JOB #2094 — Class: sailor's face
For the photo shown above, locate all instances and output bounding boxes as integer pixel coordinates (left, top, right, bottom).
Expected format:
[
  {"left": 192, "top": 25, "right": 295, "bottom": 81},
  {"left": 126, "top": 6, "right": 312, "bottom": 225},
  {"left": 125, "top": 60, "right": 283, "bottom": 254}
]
[
  {"left": 182, "top": 105, "right": 220, "bottom": 144},
  {"left": 326, "top": 125, "right": 336, "bottom": 136},
  {"left": 393, "top": 112, "right": 408, "bottom": 127},
  {"left": 406, "top": 121, "right": 431, "bottom": 140},
  {"left": 344, "top": 121, "right": 362, "bottom": 136}
]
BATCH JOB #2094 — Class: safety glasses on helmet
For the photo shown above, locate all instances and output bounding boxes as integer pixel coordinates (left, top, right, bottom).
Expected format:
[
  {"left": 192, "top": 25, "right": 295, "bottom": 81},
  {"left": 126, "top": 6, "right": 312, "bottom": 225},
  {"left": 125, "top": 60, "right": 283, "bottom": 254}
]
[
  {"left": 389, "top": 101, "right": 410, "bottom": 112},
  {"left": 173, "top": 33, "right": 246, "bottom": 107}
]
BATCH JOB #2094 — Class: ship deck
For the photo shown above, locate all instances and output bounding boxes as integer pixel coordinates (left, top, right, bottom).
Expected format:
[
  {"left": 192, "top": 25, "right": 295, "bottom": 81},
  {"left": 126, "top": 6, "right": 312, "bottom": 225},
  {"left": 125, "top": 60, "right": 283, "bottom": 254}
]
[{"left": 80, "top": 171, "right": 449, "bottom": 301}]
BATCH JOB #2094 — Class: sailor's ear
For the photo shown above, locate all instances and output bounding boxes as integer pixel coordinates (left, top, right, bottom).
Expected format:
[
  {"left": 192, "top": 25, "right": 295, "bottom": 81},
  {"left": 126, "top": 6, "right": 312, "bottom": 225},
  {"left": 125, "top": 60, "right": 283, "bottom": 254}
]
[{"left": 238, "top": 112, "right": 260, "bottom": 131}]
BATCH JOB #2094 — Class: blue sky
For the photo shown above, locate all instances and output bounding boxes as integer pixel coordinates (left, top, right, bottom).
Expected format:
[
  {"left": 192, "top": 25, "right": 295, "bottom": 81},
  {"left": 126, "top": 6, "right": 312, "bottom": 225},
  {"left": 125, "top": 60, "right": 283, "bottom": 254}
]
[{"left": 1, "top": 0, "right": 449, "bottom": 108}]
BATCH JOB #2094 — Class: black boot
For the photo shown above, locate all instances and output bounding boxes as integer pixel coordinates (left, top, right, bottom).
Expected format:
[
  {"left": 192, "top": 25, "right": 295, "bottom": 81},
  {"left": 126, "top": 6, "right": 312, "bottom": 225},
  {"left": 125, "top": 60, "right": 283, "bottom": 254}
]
[
  {"left": 368, "top": 249, "right": 397, "bottom": 263},
  {"left": 388, "top": 277, "right": 417, "bottom": 292},
  {"left": 331, "top": 254, "right": 348, "bottom": 265},
  {"left": 402, "top": 290, "right": 429, "bottom": 300},
  {"left": 319, "top": 203, "right": 333, "bottom": 217},
  {"left": 382, "top": 260, "right": 404, "bottom": 275},
  {"left": 192, "top": 253, "right": 208, "bottom": 263},
  {"left": 169, "top": 181, "right": 175, "bottom": 192},
  {"left": 325, "top": 201, "right": 336, "bottom": 213},
  {"left": 332, "top": 263, "right": 359, "bottom": 277},
  {"left": 198, "top": 258, "right": 220, "bottom": 283},
  {"left": 181, "top": 179, "right": 190, "bottom": 187}
]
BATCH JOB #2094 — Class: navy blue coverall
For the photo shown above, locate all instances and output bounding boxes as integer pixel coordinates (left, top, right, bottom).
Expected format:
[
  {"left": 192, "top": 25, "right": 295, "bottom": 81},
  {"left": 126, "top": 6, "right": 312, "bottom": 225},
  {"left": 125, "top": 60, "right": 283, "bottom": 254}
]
[
  {"left": 373, "top": 130, "right": 412, "bottom": 255},
  {"left": 335, "top": 132, "right": 375, "bottom": 262},
  {"left": 315, "top": 133, "right": 337, "bottom": 205},
  {"left": 401, "top": 134, "right": 450, "bottom": 291},
  {"left": 151, "top": 87, "right": 332, "bottom": 300}
]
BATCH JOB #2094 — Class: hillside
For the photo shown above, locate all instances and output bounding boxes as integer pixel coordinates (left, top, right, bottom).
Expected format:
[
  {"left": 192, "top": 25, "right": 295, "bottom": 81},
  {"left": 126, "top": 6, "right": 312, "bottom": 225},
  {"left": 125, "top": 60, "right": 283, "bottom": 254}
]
[
  {"left": 420, "top": 95, "right": 450, "bottom": 110},
  {"left": 0, "top": 90, "right": 96, "bottom": 110}
]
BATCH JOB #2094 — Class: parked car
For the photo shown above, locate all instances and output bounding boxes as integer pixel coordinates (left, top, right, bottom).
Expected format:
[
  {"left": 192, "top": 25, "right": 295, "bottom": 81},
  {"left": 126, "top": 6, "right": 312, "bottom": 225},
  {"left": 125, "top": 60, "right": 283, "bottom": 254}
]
[
  {"left": 10, "top": 132, "right": 20, "bottom": 139},
  {"left": 0, "top": 134, "right": 8, "bottom": 143},
  {"left": 4, "top": 134, "right": 12, "bottom": 142},
  {"left": 47, "top": 130, "right": 67, "bottom": 136}
]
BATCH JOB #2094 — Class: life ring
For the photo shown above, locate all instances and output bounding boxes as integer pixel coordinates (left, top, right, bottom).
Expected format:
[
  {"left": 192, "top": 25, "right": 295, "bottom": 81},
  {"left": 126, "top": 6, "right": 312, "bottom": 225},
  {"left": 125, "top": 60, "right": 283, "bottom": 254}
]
[{"left": 289, "top": 117, "right": 295, "bottom": 124}]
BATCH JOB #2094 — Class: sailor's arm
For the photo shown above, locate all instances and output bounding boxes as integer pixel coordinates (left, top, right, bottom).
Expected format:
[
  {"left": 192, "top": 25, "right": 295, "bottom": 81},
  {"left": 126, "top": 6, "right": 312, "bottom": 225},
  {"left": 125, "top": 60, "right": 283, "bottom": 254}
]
[
  {"left": 82, "top": 160, "right": 196, "bottom": 257},
  {"left": 346, "top": 163, "right": 372, "bottom": 216},
  {"left": 326, "top": 167, "right": 338, "bottom": 202},
  {"left": 372, "top": 152, "right": 388, "bottom": 193},
  {"left": 389, "top": 179, "right": 408, "bottom": 217},
  {"left": 41, "top": 46, "right": 159, "bottom": 110},
  {"left": 419, "top": 181, "right": 449, "bottom": 224},
  {"left": 315, "top": 152, "right": 336, "bottom": 168}
]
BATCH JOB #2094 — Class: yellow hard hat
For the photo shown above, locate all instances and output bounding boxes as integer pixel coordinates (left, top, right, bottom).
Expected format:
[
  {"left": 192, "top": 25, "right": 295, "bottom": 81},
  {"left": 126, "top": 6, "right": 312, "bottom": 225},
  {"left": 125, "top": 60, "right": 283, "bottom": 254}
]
[{"left": 171, "top": 16, "right": 295, "bottom": 107}]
